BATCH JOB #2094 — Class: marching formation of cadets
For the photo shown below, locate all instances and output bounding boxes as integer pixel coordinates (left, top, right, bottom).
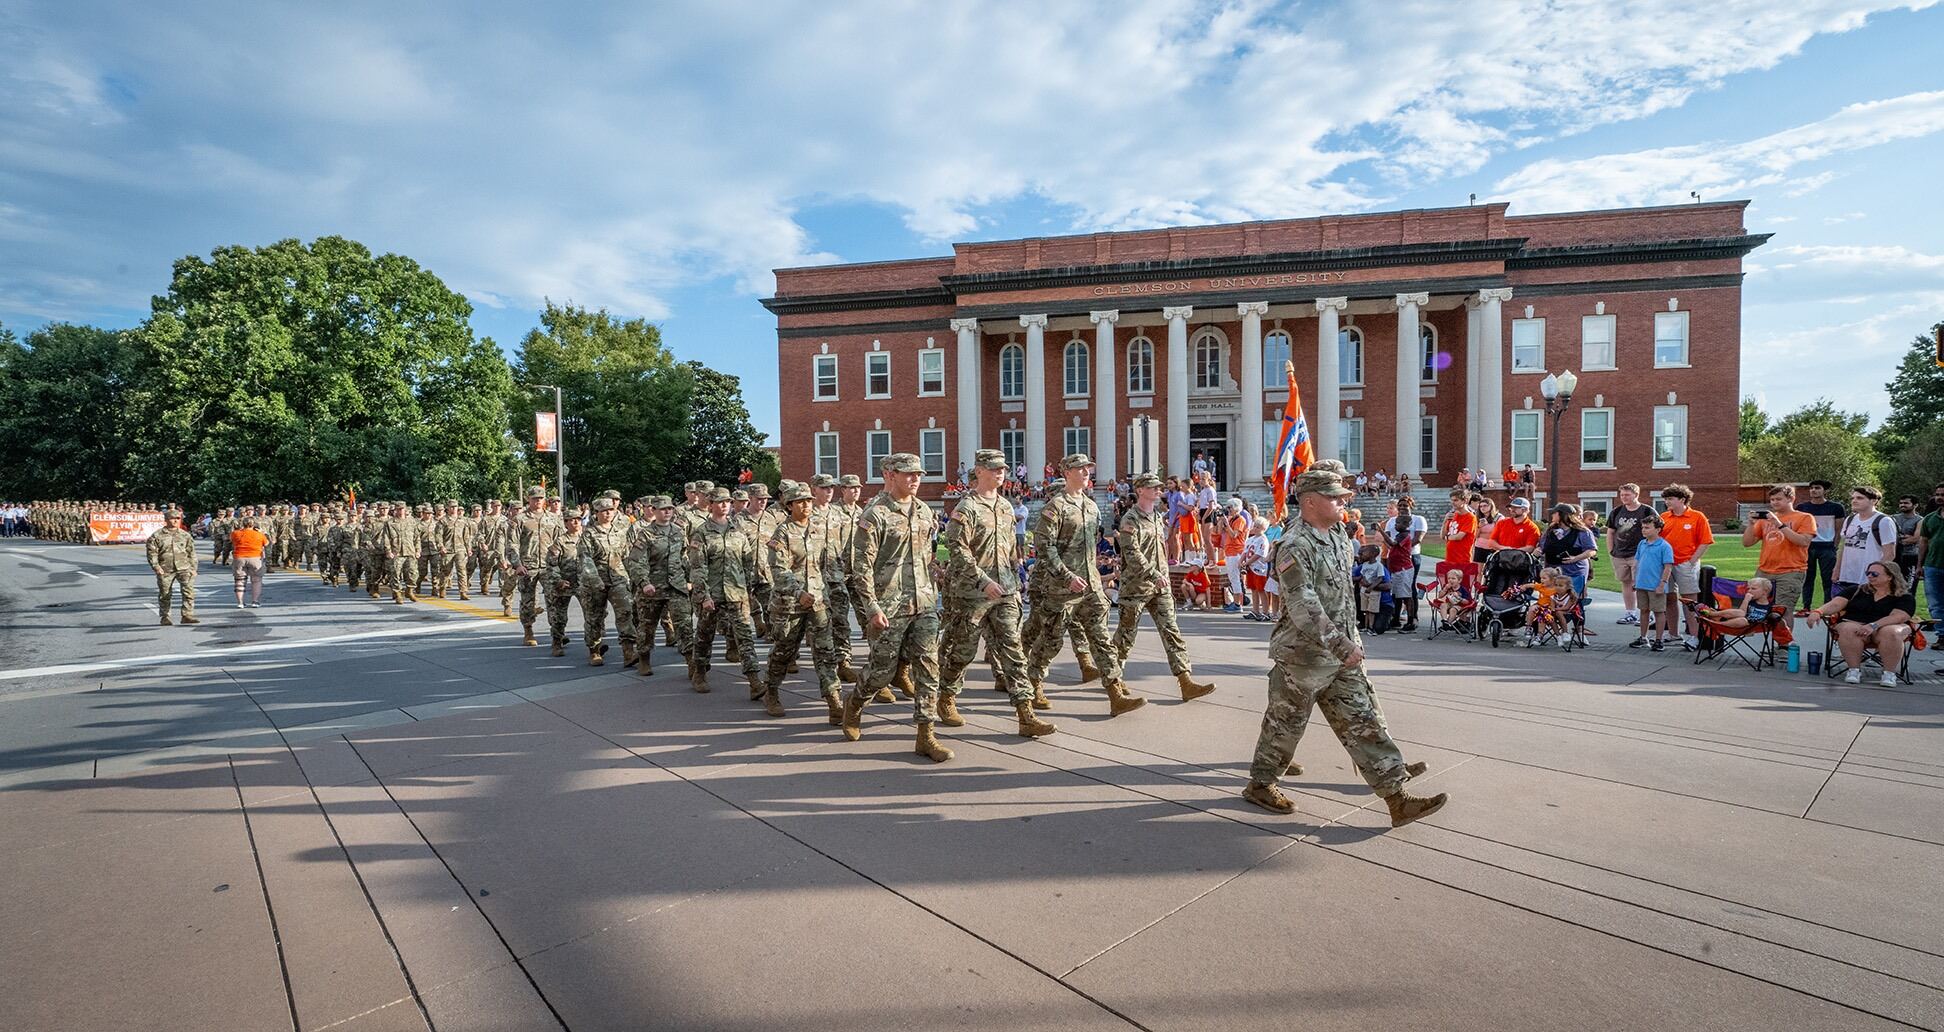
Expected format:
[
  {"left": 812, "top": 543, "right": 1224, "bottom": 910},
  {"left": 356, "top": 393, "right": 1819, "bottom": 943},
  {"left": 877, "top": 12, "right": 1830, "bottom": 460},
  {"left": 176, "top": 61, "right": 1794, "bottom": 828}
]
[{"left": 29, "top": 451, "right": 1449, "bottom": 826}]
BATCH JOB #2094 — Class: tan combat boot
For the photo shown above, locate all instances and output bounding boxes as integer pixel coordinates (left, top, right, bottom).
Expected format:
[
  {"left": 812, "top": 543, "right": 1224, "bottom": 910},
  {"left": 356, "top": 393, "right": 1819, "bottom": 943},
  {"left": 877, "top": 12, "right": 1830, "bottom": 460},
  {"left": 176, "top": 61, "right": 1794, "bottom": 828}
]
[
  {"left": 158, "top": 614, "right": 172, "bottom": 626},
  {"left": 501, "top": 599, "right": 513, "bottom": 617},
  {"left": 873, "top": 685, "right": 896, "bottom": 704},
  {"left": 589, "top": 644, "right": 605, "bottom": 667},
  {"left": 840, "top": 692, "right": 867, "bottom": 741},
  {"left": 1105, "top": 679, "right": 1146, "bottom": 717},
  {"left": 937, "top": 694, "right": 965, "bottom": 727},
  {"left": 621, "top": 642, "right": 637, "bottom": 667},
  {"left": 762, "top": 688, "right": 786, "bottom": 718},
  {"left": 1014, "top": 701, "right": 1056, "bottom": 738},
  {"left": 392, "top": 590, "right": 404, "bottom": 605},
  {"left": 690, "top": 660, "right": 710, "bottom": 693},
  {"left": 1030, "top": 682, "right": 1053, "bottom": 710},
  {"left": 896, "top": 668, "right": 915, "bottom": 699},
  {"left": 522, "top": 623, "right": 538, "bottom": 647},
  {"left": 1076, "top": 659, "right": 1102, "bottom": 685},
  {"left": 180, "top": 615, "right": 200, "bottom": 625},
  {"left": 1243, "top": 781, "right": 1295, "bottom": 814},
  {"left": 1176, "top": 671, "right": 1216, "bottom": 701},
  {"left": 824, "top": 695, "right": 844, "bottom": 726},
  {"left": 550, "top": 641, "right": 565, "bottom": 658},
  {"left": 636, "top": 653, "right": 653, "bottom": 677},
  {"left": 746, "top": 672, "right": 767, "bottom": 701},
  {"left": 1285, "top": 761, "right": 1304, "bottom": 776},
  {"left": 914, "top": 721, "right": 953, "bottom": 763},
  {"left": 1386, "top": 791, "right": 1449, "bottom": 828},
  {"left": 838, "top": 661, "right": 860, "bottom": 683}
]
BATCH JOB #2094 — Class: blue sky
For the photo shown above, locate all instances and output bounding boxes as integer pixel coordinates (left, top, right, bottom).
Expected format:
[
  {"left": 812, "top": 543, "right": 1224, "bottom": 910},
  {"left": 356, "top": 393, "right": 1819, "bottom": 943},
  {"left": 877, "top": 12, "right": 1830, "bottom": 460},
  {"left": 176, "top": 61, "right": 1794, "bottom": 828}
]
[{"left": 3, "top": 1, "right": 1941, "bottom": 441}]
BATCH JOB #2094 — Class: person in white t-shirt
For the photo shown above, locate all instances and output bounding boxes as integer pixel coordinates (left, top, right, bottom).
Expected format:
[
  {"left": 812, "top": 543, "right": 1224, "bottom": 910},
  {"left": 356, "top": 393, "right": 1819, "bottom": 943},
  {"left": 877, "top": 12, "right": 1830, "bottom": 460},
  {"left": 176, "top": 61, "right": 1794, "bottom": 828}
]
[{"left": 1834, "top": 486, "right": 1897, "bottom": 593}]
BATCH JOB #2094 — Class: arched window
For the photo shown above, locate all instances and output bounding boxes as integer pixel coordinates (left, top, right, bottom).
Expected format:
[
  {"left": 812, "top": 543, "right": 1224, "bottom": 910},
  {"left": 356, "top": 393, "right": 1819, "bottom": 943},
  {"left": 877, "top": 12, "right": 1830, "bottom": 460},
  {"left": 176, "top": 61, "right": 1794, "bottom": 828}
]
[
  {"left": 1338, "top": 327, "right": 1363, "bottom": 386},
  {"left": 1262, "top": 330, "right": 1292, "bottom": 384},
  {"left": 1126, "top": 336, "right": 1154, "bottom": 394},
  {"left": 1063, "top": 340, "right": 1090, "bottom": 397},
  {"left": 999, "top": 343, "right": 1024, "bottom": 400},
  {"left": 1193, "top": 328, "right": 1225, "bottom": 389},
  {"left": 1420, "top": 324, "right": 1440, "bottom": 383}
]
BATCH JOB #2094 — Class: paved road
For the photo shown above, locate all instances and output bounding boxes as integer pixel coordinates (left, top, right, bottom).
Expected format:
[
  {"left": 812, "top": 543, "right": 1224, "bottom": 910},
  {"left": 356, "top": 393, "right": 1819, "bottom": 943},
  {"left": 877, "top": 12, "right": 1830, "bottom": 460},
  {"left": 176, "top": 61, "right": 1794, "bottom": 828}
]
[{"left": 3, "top": 538, "right": 1942, "bottom": 1031}]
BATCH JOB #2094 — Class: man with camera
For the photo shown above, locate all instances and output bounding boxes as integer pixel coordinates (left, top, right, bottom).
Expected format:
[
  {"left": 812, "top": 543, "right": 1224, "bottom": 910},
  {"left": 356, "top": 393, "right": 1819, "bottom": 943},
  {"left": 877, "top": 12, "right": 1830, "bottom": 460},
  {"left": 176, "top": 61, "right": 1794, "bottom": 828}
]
[{"left": 1741, "top": 484, "right": 1817, "bottom": 632}]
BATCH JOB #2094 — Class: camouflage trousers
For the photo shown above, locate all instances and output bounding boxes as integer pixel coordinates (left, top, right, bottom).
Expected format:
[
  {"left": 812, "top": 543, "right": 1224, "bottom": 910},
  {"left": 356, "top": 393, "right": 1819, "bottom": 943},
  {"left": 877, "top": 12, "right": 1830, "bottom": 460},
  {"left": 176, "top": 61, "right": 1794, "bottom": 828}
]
[
  {"left": 435, "top": 553, "right": 466, "bottom": 595},
  {"left": 1020, "top": 598, "right": 1095, "bottom": 676},
  {"left": 767, "top": 602, "right": 839, "bottom": 697},
  {"left": 579, "top": 570, "right": 634, "bottom": 654},
  {"left": 1247, "top": 660, "right": 1408, "bottom": 797},
  {"left": 939, "top": 593, "right": 1031, "bottom": 704},
  {"left": 635, "top": 587, "right": 693, "bottom": 660},
  {"left": 825, "top": 580, "right": 856, "bottom": 668},
  {"left": 1024, "top": 591, "right": 1121, "bottom": 685},
  {"left": 318, "top": 546, "right": 339, "bottom": 582},
  {"left": 155, "top": 570, "right": 195, "bottom": 618},
  {"left": 364, "top": 550, "right": 390, "bottom": 594},
  {"left": 298, "top": 537, "right": 317, "bottom": 568},
  {"left": 1112, "top": 591, "right": 1193, "bottom": 676},
  {"left": 213, "top": 538, "right": 230, "bottom": 565},
  {"left": 854, "top": 609, "right": 942, "bottom": 722},
  {"left": 545, "top": 575, "right": 579, "bottom": 646},
  {"left": 694, "top": 598, "right": 759, "bottom": 677},
  {"left": 388, "top": 556, "right": 419, "bottom": 594},
  {"left": 342, "top": 551, "right": 363, "bottom": 588},
  {"left": 477, "top": 553, "right": 501, "bottom": 595},
  {"left": 515, "top": 569, "right": 547, "bottom": 626}
]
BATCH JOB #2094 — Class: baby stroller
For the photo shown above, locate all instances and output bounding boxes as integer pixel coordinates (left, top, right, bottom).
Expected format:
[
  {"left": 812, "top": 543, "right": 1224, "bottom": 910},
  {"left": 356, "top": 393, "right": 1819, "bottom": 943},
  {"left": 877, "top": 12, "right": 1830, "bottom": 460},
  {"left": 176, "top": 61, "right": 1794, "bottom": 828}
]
[{"left": 1476, "top": 549, "right": 1538, "bottom": 648}]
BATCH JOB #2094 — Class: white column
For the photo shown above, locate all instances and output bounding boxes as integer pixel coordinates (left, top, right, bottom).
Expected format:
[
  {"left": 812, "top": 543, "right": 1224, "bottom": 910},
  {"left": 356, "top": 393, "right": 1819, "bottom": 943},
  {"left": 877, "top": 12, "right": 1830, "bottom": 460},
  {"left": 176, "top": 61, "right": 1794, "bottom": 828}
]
[
  {"left": 1237, "top": 301, "right": 1268, "bottom": 486},
  {"left": 1477, "top": 288, "right": 1512, "bottom": 478},
  {"left": 1090, "top": 310, "right": 1118, "bottom": 477},
  {"left": 1464, "top": 300, "right": 1481, "bottom": 472},
  {"left": 951, "top": 317, "right": 980, "bottom": 472},
  {"left": 1393, "top": 292, "right": 1428, "bottom": 479},
  {"left": 1021, "top": 313, "right": 1048, "bottom": 483},
  {"left": 1162, "top": 305, "right": 1193, "bottom": 477},
  {"left": 1315, "top": 297, "right": 1347, "bottom": 463}
]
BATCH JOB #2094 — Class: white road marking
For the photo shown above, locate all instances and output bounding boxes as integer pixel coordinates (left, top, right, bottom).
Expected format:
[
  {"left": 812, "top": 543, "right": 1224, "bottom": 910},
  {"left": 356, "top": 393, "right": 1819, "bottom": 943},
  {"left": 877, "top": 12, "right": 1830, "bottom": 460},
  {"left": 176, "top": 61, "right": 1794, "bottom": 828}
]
[
  {"left": 79, "top": 570, "right": 99, "bottom": 579},
  {"left": 0, "top": 617, "right": 505, "bottom": 682}
]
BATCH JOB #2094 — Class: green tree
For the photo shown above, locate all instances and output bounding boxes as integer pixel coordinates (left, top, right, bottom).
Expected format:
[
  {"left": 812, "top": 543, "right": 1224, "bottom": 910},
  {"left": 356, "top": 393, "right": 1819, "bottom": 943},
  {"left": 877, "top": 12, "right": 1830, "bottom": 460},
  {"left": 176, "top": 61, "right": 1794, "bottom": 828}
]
[
  {"left": 1769, "top": 398, "right": 1869, "bottom": 438},
  {"left": 1874, "top": 332, "right": 1944, "bottom": 459},
  {"left": 1882, "top": 421, "right": 1944, "bottom": 507},
  {"left": 1738, "top": 397, "right": 1770, "bottom": 446},
  {"left": 675, "top": 362, "right": 769, "bottom": 489},
  {"left": 1743, "top": 423, "right": 1881, "bottom": 491},
  {"left": 0, "top": 322, "right": 139, "bottom": 499},
  {"left": 511, "top": 302, "right": 689, "bottom": 501},
  {"left": 122, "top": 237, "right": 514, "bottom": 510}
]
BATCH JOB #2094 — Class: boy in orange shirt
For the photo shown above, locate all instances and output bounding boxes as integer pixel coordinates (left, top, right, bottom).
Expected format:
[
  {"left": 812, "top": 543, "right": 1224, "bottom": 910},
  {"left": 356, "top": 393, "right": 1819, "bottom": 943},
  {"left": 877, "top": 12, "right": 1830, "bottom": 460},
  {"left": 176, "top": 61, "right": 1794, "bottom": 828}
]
[
  {"left": 1442, "top": 489, "right": 1477, "bottom": 563},
  {"left": 1657, "top": 483, "right": 1714, "bottom": 641},
  {"left": 1741, "top": 484, "right": 1815, "bottom": 630}
]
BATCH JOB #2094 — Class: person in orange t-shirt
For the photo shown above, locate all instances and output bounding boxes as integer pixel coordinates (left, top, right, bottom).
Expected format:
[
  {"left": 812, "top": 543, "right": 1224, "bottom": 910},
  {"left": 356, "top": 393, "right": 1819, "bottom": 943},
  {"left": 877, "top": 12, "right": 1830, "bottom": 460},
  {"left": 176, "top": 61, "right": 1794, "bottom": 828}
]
[
  {"left": 1742, "top": 484, "right": 1816, "bottom": 627},
  {"left": 229, "top": 520, "right": 268, "bottom": 608},
  {"left": 1442, "top": 490, "right": 1478, "bottom": 563},
  {"left": 1487, "top": 497, "right": 1542, "bottom": 553},
  {"left": 1656, "top": 483, "right": 1715, "bottom": 637}
]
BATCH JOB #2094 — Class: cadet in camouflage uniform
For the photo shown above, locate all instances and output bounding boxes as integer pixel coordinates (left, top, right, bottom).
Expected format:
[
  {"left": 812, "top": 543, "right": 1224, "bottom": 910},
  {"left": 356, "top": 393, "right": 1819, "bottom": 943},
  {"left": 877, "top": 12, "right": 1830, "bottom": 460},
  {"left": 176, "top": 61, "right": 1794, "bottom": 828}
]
[
  {"left": 413, "top": 503, "right": 436, "bottom": 595},
  {"left": 512, "top": 487, "right": 557, "bottom": 646},
  {"left": 293, "top": 504, "right": 317, "bottom": 571},
  {"left": 688, "top": 487, "right": 762, "bottom": 695},
  {"left": 344, "top": 509, "right": 370, "bottom": 591},
  {"left": 317, "top": 508, "right": 343, "bottom": 584},
  {"left": 839, "top": 453, "right": 952, "bottom": 762},
  {"left": 475, "top": 500, "right": 508, "bottom": 606},
  {"left": 544, "top": 510, "right": 585, "bottom": 657},
  {"left": 577, "top": 496, "right": 636, "bottom": 667},
  {"left": 628, "top": 495, "right": 693, "bottom": 677},
  {"left": 1243, "top": 462, "right": 1446, "bottom": 827},
  {"left": 812, "top": 474, "right": 861, "bottom": 682},
  {"left": 146, "top": 509, "right": 200, "bottom": 625},
  {"left": 938, "top": 449, "right": 1057, "bottom": 739},
  {"left": 1113, "top": 471, "right": 1217, "bottom": 701},
  {"left": 270, "top": 504, "right": 294, "bottom": 569},
  {"left": 745, "top": 483, "right": 782, "bottom": 638},
  {"left": 210, "top": 510, "right": 234, "bottom": 566},
  {"left": 365, "top": 504, "right": 392, "bottom": 597},
  {"left": 1025, "top": 454, "right": 1143, "bottom": 717},
  {"left": 381, "top": 502, "right": 423, "bottom": 604},
  {"left": 763, "top": 484, "right": 834, "bottom": 720}
]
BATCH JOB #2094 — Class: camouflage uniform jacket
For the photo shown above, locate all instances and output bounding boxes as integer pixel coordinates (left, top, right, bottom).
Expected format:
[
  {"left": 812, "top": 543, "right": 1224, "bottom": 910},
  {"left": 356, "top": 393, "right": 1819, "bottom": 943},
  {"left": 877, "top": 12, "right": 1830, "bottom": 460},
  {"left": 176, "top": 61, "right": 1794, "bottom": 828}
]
[
  {"left": 818, "top": 504, "right": 858, "bottom": 586},
  {"left": 1029, "top": 490, "right": 1102, "bottom": 598},
  {"left": 1269, "top": 519, "right": 1360, "bottom": 666},
  {"left": 476, "top": 515, "right": 509, "bottom": 565},
  {"left": 380, "top": 515, "right": 422, "bottom": 557},
  {"left": 754, "top": 509, "right": 786, "bottom": 584},
  {"left": 146, "top": 527, "right": 197, "bottom": 573},
  {"left": 1115, "top": 507, "right": 1171, "bottom": 599},
  {"left": 452, "top": 514, "right": 476, "bottom": 554},
  {"left": 577, "top": 520, "right": 631, "bottom": 586},
  {"left": 767, "top": 516, "right": 828, "bottom": 612},
  {"left": 942, "top": 493, "right": 1019, "bottom": 600},
  {"left": 210, "top": 516, "right": 232, "bottom": 543},
  {"left": 689, "top": 518, "right": 756, "bottom": 604},
  {"left": 849, "top": 492, "right": 938, "bottom": 621},
  {"left": 638, "top": 521, "right": 692, "bottom": 595},
  {"left": 515, "top": 510, "right": 560, "bottom": 570},
  {"left": 546, "top": 529, "right": 583, "bottom": 589}
]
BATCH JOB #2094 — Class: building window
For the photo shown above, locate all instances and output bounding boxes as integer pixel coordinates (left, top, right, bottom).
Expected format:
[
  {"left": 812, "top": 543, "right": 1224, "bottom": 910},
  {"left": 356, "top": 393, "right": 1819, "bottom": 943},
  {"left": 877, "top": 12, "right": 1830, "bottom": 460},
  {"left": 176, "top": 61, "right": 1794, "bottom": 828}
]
[
  {"left": 1420, "top": 416, "right": 1437, "bottom": 472},
  {"left": 1338, "top": 327, "right": 1363, "bottom": 386},
  {"left": 1578, "top": 492, "right": 1616, "bottom": 521},
  {"left": 814, "top": 432, "right": 839, "bottom": 477},
  {"left": 917, "top": 348, "right": 945, "bottom": 396},
  {"left": 865, "top": 352, "right": 891, "bottom": 399},
  {"left": 813, "top": 354, "right": 838, "bottom": 401},
  {"left": 1261, "top": 419, "right": 1279, "bottom": 476},
  {"left": 1511, "top": 410, "right": 1543, "bottom": 467},
  {"left": 1655, "top": 311, "right": 1690, "bottom": 367},
  {"left": 1581, "top": 315, "right": 1616, "bottom": 371},
  {"left": 1511, "top": 318, "right": 1544, "bottom": 373},
  {"left": 1126, "top": 337, "right": 1155, "bottom": 394},
  {"left": 999, "top": 344, "right": 1024, "bottom": 401},
  {"left": 999, "top": 428, "right": 1025, "bottom": 472},
  {"left": 1653, "top": 405, "right": 1689, "bottom": 466},
  {"left": 1263, "top": 330, "right": 1291, "bottom": 385},
  {"left": 1338, "top": 418, "right": 1364, "bottom": 472},
  {"left": 1193, "top": 329, "right": 1224, "bottom": 389},
  {"left": 919, "top": 428, "right": 945, "bottom": 479},
  {"left": 1063, "top": 340, "right": 1090, "bottom": 397},
  {"left": 1062, "top": 425, "right": 1091, "bottom": 460},
  {"left": 1420, "top": 325, "right": 1440, "bottom": 383},
  {"left": 866, "top": 430, "right": 892, "bottom": 481},
  {"left": 1580, "top": 408, "right": 1614, "bottom": 469}
]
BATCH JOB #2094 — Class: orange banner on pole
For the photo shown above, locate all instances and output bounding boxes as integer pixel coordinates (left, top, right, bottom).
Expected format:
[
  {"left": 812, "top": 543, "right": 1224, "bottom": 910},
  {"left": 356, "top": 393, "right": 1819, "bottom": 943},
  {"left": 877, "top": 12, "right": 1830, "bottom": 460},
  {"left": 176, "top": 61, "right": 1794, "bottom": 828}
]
[
  {"left": 535, "top": 411, "right": 559, "bottom": 453},
  {"left": 89, "top": 511, "right": 165, "bottom": 544}
]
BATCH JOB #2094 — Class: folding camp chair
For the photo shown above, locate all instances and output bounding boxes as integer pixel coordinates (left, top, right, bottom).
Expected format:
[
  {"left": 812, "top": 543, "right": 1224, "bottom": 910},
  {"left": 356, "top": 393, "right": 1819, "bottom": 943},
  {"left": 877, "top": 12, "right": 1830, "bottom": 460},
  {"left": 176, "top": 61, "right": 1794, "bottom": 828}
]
[
  {"left": 1694, "top": 578, "right": 1785, "bottom": 672},
  {"left": 1823, "top": 621, "right": 1923, "bottom": 685},
  {"left": 1425, "top": 560, "right": 1481, "bottom": 641}
]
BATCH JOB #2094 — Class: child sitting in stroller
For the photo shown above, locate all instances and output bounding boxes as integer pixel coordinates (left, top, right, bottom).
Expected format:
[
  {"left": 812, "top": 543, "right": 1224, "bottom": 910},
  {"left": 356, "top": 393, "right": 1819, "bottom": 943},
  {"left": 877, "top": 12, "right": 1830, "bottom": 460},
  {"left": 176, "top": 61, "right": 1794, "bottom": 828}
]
[{"left": 1521, "top": 567, "right": 1583, "bottom": 647}]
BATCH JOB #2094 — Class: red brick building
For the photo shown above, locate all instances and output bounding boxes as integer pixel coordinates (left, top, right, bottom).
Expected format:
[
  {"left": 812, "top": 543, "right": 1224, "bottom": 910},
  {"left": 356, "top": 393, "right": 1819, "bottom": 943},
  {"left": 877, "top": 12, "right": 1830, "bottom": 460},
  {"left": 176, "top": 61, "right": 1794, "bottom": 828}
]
[{"left": 763, "top": 201, "right": 1763, "bottom": 518}]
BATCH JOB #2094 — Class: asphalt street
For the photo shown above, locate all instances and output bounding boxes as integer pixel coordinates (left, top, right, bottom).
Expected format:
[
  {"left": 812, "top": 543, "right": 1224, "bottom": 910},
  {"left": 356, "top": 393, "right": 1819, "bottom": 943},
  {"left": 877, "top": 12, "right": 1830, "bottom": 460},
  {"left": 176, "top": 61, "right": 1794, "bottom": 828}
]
[{"left": 3, "top": 537, "right": 1942, "bottom": 1031}]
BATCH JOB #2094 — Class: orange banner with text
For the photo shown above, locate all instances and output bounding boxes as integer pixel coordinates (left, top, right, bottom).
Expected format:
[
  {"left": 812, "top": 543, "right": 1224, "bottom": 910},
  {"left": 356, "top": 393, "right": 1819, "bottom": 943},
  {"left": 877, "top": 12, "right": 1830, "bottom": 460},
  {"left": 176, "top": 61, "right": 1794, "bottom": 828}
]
[
  {"left": 89, "top": 511, "right": 165, "bottom": 544},
  {"left": 535, "top": 411, "right": 558, "bottom": 452}
]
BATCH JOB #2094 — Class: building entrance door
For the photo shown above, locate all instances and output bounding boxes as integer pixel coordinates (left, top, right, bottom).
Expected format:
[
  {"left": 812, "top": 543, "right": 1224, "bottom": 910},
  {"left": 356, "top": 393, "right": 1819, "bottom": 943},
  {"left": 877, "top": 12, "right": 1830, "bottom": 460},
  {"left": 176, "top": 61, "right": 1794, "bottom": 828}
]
[{"left": 1189, "top": 422, "right": 1228, "bottom": 491}]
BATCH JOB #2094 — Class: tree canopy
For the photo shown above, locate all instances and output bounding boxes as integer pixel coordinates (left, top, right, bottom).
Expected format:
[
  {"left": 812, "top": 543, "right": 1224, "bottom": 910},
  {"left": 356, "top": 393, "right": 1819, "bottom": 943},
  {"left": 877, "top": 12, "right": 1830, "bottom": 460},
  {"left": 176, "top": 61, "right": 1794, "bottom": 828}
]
[{"left": 0, "top": 322, "right": 140, "bottom": 500}]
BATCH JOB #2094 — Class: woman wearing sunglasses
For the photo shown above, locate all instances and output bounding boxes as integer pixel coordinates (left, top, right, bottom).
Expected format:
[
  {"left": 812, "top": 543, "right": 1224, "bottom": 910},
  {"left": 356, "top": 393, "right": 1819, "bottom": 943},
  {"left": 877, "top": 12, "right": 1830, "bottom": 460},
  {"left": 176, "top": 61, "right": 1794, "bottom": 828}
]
[{"left": 1804, "top": 561, "right": 1915, "bottom": 686}]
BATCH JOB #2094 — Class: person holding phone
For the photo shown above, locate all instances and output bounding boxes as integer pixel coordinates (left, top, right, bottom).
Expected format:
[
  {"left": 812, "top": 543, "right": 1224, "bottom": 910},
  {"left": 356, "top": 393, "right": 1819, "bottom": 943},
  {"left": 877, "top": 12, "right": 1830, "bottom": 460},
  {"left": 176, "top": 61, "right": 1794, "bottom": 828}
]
[{"left": 1742, "top": 484, "right": 1817, "bottom": 631}]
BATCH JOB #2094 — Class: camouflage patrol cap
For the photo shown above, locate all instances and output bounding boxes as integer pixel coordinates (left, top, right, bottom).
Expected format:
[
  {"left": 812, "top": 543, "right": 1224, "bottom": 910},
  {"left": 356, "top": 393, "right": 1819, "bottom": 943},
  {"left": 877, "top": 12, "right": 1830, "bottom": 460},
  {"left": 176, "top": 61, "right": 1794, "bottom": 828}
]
[
  {"left": 600, "top": 489, "right": 621, "bottom": 501},
  {"left": 974, "top": 448, "right": 1007, "bottom": 470},
  {"left": 526, "top": 486, "right": 546, "bottom": 499},
  {"left": 730, "top": 490, "right": 749, "bottom": 502},
  {"left": 695, "top": 480, "right": 717, "bottom": 493},
  {"left": 1309, "top": 459, "right": 1348, "bottom": 476},
  {"left": 781, "top": 484, "right": 813, "bottom": 504},
  {"left": 1294, "top": 464, "right": 1353, "bottom": 498},
  {"left": 746, "top": 483, "right": 770, "bottom": 499},
  {"left": 563, "top": 508, "right": 583, "bottom": 523},
  {"left": 590, "top": 497, "right": 615, "bottom": 513},
  {"left": 446, "top": 499, "right": 460, "bottom": 507},
  {"left": 683, "top": 481, "right": 698, "bottom": 494},
  {"left": 810, "top": 473, "right": 837, "bottom": 489},
  {"left": 881, "top": 452, "right": 924, "bottom": 474},
  {"left": 839, "top": 474, "right": 862, "bottom": 488},
  {"left": 648, "top": 495, "right": 674, "bottom": 509},
  {"left": 1131, "top": 472, "right": 1163, "bottom": 490},
  {"left": 708, "top": 487, "right": 732, "bottom": 502},
  {"left": 1059, "top": 453, "right": 1094, "bottom": 470}
]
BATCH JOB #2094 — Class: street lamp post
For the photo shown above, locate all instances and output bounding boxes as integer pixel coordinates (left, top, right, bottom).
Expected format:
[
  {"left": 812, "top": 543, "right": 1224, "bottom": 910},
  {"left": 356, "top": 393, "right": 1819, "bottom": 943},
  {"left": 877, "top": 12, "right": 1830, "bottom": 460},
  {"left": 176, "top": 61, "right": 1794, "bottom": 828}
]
[
  {"left": 1538, "top": 369, "right": 1578, "bottom": 509},
  {"left": 527, "top": 384, "right": 566, "bottom": 501}
]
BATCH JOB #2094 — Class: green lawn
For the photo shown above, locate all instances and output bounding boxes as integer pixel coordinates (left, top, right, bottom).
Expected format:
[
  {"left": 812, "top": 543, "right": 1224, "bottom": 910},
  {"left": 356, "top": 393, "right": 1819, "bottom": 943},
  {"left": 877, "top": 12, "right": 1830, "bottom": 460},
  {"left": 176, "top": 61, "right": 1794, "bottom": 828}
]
[{"left": 1419, "top": 537, "right": 1763, "bottom": 595}]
